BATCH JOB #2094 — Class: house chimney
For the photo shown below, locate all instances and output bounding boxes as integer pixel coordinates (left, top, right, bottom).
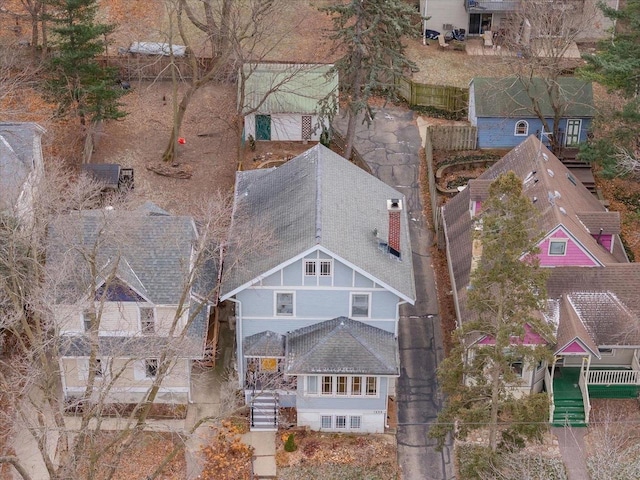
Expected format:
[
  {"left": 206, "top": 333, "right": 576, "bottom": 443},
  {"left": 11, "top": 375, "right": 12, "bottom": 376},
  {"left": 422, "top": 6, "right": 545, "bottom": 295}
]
[{"left": 387, "top": 199, "right": 402, "bottom": 258}]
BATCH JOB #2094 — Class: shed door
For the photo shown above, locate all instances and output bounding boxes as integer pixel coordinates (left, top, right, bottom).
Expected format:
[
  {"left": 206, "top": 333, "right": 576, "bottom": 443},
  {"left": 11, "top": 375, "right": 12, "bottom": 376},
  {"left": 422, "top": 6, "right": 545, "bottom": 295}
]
[
  {"left": 255, "top": 115, "right": 271, "bottom": 141},
  {"left": 565, "top": 119, "right": 582, "bottom": 146}
]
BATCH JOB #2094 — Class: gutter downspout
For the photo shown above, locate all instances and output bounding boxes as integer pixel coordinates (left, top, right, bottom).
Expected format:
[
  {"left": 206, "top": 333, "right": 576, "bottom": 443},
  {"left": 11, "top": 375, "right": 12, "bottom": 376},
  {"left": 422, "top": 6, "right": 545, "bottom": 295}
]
[
  {"left": 395, "top": 300, "right": 408, "bottom": 337},
  {"left": 227, "top": 297, "right": 243, "bottom": 390},
  {"left": 422, "top": 0, "right": 428, "bottom": 46}
]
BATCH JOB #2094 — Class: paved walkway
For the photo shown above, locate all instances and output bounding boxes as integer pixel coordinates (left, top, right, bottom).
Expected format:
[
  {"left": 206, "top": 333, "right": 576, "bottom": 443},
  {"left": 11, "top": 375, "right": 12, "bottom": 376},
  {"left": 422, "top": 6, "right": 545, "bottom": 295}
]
[
  {"left": 334, "top": 107, "right": 453, "bottom": 479},
  {"left": 552, "top": 427, "right": 590, "bottom": 480}
]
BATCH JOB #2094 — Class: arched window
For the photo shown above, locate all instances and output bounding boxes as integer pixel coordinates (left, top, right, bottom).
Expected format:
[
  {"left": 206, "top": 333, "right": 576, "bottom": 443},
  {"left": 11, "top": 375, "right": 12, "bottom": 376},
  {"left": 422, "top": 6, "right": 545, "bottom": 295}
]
[{"left": 514, "top": 120, "right": 529, "bottom": 136}]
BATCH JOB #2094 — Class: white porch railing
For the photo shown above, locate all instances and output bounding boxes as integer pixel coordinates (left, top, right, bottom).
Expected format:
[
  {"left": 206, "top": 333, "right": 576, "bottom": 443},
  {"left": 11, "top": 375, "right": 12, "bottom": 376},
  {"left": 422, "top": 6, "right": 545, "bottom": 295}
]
[
  {"left": 545, "top": 368, "right": 555, "bottom": 423},
  {"left": 579, "top": 360, "right": 591, "bottom": 424},
  {"left": 587, "top": 369, "right": 640, "bottom": 385}
]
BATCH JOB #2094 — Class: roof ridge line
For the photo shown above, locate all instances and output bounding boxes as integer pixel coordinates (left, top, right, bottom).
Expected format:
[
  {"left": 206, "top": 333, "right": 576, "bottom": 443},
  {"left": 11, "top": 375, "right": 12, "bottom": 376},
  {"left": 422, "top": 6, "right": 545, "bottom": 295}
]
[{"left": 315, "top": 147, "right": 322, "bottom": 244}]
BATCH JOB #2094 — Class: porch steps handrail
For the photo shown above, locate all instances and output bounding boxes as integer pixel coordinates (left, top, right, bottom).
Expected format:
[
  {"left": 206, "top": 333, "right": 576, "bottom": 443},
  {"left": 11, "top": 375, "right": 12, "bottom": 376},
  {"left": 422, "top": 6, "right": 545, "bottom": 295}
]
[
  {"left": 587, "top": 369, "right": 640, "bottom": 385},
  {"left": 545, "top": 368, "right": 555, "bottom": 423},
  {"left": 579, "top": 363, "right": 591, "bottom": 424}
]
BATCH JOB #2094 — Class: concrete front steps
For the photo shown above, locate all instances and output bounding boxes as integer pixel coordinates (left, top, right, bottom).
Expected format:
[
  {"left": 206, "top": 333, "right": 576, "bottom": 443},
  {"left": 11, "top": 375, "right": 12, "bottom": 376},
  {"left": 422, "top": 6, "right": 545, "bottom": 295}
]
[
  {"left": 552, "top": 397, "right": 586, "bottom": 427},
  {"left": 250, "top": 392, "right": 278, "bottom": 431}
]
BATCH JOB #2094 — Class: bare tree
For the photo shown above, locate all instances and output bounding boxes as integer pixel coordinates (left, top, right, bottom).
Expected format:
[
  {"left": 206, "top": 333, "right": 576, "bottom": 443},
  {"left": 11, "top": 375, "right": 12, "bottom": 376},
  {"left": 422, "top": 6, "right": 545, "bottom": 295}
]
[
  {"left": 0, "top": 162, "right": 268, "bottom": 479},
  {"left": 160, "top": 0, "right": 290, "bottom": 163},
  {"left": 497, "top": 0, "right": 601, "bottom": 152}
]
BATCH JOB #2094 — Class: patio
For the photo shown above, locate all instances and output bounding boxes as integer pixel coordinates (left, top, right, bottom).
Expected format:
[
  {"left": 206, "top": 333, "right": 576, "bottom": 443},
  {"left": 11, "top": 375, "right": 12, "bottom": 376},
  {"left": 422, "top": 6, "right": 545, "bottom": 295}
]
[{"left": 465, "top": 37, "right": 582, "bottom": 59}]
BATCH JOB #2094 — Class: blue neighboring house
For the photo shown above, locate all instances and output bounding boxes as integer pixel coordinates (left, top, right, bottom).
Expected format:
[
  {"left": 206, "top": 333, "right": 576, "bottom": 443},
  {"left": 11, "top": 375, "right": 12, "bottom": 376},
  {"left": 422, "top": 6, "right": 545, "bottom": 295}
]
[
  {"left": 220, "top": 144, "right": 416, "bottom": 433},
  {"left": 468, "top": 77, "right": 595, "bottom": 149}
]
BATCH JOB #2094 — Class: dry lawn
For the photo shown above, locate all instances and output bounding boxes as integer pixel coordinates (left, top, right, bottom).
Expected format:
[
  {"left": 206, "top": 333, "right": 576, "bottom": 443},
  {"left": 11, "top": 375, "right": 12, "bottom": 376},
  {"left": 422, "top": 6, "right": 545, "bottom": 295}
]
[{"left": 276, "top": 429, "right": 398, "bottom": 480}]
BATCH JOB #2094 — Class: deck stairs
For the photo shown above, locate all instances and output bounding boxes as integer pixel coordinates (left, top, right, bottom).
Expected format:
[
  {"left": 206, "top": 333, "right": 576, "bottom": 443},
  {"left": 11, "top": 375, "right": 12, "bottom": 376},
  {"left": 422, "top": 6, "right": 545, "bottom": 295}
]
[
  {"left": 552, "top": 369, "right": 587, "bottom": 427},
  {"left": 250, "top": 392, "right": 278, "bottom": 431}
]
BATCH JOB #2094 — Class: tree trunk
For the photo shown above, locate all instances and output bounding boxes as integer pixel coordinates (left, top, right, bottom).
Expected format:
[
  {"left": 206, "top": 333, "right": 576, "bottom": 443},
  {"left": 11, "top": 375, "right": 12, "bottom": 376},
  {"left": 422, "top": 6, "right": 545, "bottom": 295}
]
[
  {"left": 488, "top": 361, "right": 501, "bottom": 451},
  {"left": 344, "top": 109, "right": 357, "bottom": 160}
]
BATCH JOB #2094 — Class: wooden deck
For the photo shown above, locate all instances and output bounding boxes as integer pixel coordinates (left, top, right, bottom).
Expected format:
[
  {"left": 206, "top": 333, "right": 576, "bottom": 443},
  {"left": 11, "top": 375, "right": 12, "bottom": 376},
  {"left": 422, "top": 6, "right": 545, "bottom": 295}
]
[{"left": 465, "top": 38, "right": 581, "bottom": 59}]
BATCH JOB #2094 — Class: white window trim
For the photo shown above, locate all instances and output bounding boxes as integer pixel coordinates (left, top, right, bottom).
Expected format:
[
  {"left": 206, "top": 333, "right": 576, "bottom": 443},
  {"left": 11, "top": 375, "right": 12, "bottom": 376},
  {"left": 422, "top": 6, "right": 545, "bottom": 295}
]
[
  {"left": 321, "top": 415, "right": 332, "bottom": 429},
  {"left": 304, "top": 260, "right": 316, "bottom": 276},
  {"left": 304, "top": 375, "right": 379, "bottom": 398},
  {"left": 350, "top": 292, "right": 371, "bottom": 318},
  {"left": 514, "top": 120, "right": 529, "bottom": 136},
  {"left": 139, "top": 306, "right": 156, "bottom": 335},
  {"left": 350, "top": 415, "right": 362, "bottom": 429},
  {"left": 319, "top": 260, "right": 332, "bottom": 276},
  {"left": 274, "top": 291, "right": 295, "bottom": 316},
  {"left": 303, "top": 259, "right": 333, "bottom": 277},
  {"left": 548, "top": 239, "right": 568, "bottom": 256}
]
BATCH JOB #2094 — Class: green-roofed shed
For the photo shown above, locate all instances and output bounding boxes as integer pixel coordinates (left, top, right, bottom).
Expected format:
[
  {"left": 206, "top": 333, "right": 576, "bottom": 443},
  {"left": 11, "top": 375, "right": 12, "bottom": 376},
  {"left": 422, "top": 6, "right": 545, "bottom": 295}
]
[{"left": 239, "top": 63, "right": 338, "bottom": 142}]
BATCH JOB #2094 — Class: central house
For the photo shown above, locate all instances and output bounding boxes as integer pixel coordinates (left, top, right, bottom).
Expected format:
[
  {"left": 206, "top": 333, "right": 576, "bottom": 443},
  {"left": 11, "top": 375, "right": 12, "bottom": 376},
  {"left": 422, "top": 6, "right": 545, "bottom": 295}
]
[{"left": 220, "top": 144, "right": 416, "bottom": 433}]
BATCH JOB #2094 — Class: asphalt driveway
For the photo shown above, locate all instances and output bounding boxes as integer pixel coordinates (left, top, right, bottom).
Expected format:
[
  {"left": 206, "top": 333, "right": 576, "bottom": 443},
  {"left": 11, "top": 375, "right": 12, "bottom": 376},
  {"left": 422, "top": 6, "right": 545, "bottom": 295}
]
[{"left": 334, "top": 107, "right": 453, "bottom": 479}]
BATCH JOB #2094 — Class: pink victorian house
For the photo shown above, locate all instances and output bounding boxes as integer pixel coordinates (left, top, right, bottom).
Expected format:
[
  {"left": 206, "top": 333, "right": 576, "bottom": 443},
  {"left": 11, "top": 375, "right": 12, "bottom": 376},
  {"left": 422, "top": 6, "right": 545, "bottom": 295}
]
[{"left": 442, "top": 135, "right": 639, "bottom": 427}]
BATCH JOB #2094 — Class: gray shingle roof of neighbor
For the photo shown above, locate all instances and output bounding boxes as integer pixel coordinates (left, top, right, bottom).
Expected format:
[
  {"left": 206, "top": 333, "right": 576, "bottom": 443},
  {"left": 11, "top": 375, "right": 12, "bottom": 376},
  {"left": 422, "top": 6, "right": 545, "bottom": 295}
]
[
  {"left": 547, "top": 264, "right": 640, "bottom": 348},
  {"left": 442, "top": 135, "right": 629, "bottom": 328},
  {"left": 221, "top": 144, "right": 416, "bottom": 302},
  {"left": 471, "top": 77, "right": 596, "bottom": 118},
  {"left": 48, "top": 203, "right": 204, "bottom": 305},
  {"left": 0, "top": 122, "right": 45, "bottom": 212},
  {"left": 59, "top": 333, "right": 204, "bottom": 358},
  {"left": 285, "top": 317, "right": 399, "bottom": 375},
  {"left": 240, "top": 63, "right": 338, "bottom": 115},
  {"left": 244, "top": 331, "right": 286, "bottom": 357}
]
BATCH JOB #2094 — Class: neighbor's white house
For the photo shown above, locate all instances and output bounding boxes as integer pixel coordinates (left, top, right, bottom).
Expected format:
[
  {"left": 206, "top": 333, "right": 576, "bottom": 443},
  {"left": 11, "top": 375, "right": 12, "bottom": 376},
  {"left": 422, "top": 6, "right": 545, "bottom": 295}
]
[
  {"left": 50, "top": 203, "right": 210, "bottom": 406},
  {"left": 420, "top": 0, "right": 618, "bottom": 40},
  {"left": 239, "top": 63, "right": 338, "bottom": 142}
]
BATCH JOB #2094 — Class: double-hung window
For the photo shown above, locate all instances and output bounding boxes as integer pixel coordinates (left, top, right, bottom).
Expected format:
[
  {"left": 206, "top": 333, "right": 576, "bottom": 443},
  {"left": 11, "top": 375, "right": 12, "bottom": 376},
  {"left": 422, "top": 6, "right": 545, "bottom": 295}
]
[
  {"left": 275, "top": 292, "right": 294, "bottom": 316},
  {"left": 351, "top": 293, "right": 370, "bottom": 318},
  {"left": 140, "top": 307, "right": 155, "bottom": 334}
]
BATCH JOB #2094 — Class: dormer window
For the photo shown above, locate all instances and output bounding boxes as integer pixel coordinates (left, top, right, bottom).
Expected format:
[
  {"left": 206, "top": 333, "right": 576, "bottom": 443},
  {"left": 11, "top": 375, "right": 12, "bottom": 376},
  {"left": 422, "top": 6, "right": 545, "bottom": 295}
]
[
  {"left": 515, "top": 120, "right": 529, "bottom": 136},
  {"left": 140, "top": 307, "right": 155, "bottom": 334}
]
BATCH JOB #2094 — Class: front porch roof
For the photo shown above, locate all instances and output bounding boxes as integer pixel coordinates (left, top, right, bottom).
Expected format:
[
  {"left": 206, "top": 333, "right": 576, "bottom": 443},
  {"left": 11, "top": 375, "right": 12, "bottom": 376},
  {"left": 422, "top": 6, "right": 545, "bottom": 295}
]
[
  {"left": 245, "top": 331, "right": 286, "bottom": 357},
  {"left": 285, "top": 317, "right": 399, "bottom": 376}
]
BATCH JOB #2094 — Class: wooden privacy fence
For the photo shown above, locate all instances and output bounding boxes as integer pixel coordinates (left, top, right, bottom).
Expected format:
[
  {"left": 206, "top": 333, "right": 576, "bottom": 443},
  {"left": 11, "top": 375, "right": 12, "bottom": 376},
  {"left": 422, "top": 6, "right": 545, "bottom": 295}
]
[
  {"left": 428, "top": 125, "right": 477, "bottom": 151},
  {"left": 96, "top": 55, "right": 218, "bottom": 81},
  {"left": 397, "top": 76, "right": 468, "bottom": 114}
]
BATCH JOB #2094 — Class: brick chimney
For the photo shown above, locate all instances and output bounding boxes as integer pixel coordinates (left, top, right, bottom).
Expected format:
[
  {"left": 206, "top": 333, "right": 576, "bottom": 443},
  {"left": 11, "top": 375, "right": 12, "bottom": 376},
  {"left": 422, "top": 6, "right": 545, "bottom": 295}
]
[{"left": 387, "top": 199, "right": 402, "bottom": 258}]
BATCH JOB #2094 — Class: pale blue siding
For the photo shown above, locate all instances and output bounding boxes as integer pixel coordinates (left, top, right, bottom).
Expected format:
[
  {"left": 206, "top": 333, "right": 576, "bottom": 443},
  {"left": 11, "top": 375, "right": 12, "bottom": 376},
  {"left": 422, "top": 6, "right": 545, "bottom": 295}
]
[
  {"left": 371, "top": 290, "right": 401, "bottom": 319},
  {"left": 296, "top": 377, "right": 389, "bottom": 410},
  {"left": 354, "top": 271, "right": 375, "bottom": 288},
  {"left": 237, "top": 289, "right": 274, "bottom": 316},
  {"left": 283, "top": 261, "right": 301, "bottom": 285},
  {"left": 477, "top": 117, "right": 592, "bottom": 149},
  {"left": 261, "top": 271, "right": 280, "bottom": 286},
  {"left": 333, "top": 260, "right": 352, "bottom": 287}
]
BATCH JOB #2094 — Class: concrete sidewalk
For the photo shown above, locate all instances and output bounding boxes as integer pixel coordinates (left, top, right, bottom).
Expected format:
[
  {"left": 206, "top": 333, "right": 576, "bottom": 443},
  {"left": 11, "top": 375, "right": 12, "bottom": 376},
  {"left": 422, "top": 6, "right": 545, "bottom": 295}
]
[
  {"left": 552, "top": 426, "right": 589, "bottom": 480},
  {"left": 242, "top": 431, "right": 277, "bottom": 479}
]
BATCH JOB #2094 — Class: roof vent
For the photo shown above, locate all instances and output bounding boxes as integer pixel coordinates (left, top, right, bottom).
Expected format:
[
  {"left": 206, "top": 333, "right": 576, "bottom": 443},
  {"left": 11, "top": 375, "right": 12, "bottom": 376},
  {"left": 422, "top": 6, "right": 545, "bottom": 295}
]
[
  {"left": 542, "top": 153, "right": 549, "bottom": 161},
  {"left": 532, "top": 196, "right": 538, "bottom": 203},
  {"left": 559, "top": 207, "right": 567, "bottom": 215},
  {"left": 567, "top": 173, "right": 577, "bottom": 186},
  {"left": 524, "top": 171, "right": 536, "bottom": 183},
  {"left": 554, "top": 190, "right": 561, "bottom": 198},
  {"left": 547, "top": 168, "right": 554, "bottom": 177}
]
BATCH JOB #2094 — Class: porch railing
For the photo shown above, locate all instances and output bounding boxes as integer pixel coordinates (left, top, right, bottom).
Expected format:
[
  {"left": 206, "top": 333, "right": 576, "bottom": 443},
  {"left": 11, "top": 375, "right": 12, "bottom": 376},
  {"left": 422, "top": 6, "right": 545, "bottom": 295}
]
[
  {"left": 579, "top": 361, "right": 591, "bottom": 424},
  {"left": 587, "top": 369, "right": 640, "bottom": 385},
  {"left": 545, "top": 368, "right": 555, "bottom": 423}
]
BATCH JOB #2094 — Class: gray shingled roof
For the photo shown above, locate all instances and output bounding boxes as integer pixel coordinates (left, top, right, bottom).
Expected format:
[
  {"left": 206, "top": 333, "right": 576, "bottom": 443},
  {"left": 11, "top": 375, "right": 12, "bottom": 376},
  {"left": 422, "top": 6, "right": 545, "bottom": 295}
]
[
  {"left": 59, "top": 333, "right": 204, "bottom": 358},
  {"left": 547, "top": 265, "right": 640, "bottom": 348},
  {"left": 245, "top": 331, "right": 286, "bottom": 357},
  {"left": 221, "top": 144, "right": 416, "bottom": 302},
  {"left": 442, "top": 136, "right": 629, "bottom": 332},
  {"left": 471, "top": 77, "right": 595, "bottom": 118},
  {"left": 285, "top": 317, "right": 399, "bottom": 375},
  {"left": 48, "top": 203, "right": 200, "bottom": 305},
  {"left": 0, "top": 122, "right": 45, "bottom": 213}
]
